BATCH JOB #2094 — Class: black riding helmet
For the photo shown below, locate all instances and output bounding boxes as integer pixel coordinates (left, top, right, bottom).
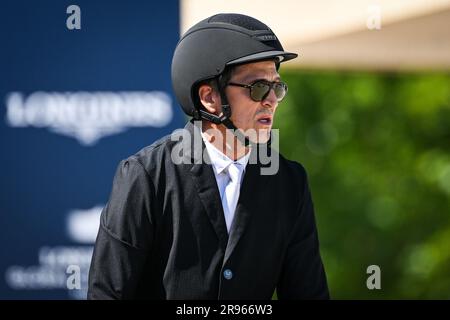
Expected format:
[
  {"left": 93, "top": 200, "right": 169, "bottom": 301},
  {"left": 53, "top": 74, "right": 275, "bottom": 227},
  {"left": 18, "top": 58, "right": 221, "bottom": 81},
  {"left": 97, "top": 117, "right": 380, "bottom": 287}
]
[{"left": 171, "top": 13, "right": 298, "bottom": 145}]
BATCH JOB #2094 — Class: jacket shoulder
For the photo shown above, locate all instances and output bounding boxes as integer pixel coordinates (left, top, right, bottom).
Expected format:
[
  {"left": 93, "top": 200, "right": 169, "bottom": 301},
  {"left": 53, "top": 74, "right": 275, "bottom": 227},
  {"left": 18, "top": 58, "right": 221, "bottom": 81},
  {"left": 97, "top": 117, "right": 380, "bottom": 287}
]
[
  {"left": 124, "top": 132, "right": 179, "bottom": 173},
  {"left": 278, "top": 153, "right": 308, "bottom": 185}
]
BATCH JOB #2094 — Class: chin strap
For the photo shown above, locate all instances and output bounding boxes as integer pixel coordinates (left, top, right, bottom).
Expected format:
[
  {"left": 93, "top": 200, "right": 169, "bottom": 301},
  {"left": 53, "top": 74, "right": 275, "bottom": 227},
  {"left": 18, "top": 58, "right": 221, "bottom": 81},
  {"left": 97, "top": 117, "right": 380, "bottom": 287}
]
[{"left": 195, "top": 77, "right": 251, "bottom": 147}]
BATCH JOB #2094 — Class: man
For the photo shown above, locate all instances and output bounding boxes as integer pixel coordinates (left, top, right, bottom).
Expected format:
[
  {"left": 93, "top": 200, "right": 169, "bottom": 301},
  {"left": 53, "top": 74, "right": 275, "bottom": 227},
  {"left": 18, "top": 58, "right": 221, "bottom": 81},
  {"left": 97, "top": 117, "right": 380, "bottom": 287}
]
[{"left": 88, "top": 13, "right": 329, "bottom": 300}]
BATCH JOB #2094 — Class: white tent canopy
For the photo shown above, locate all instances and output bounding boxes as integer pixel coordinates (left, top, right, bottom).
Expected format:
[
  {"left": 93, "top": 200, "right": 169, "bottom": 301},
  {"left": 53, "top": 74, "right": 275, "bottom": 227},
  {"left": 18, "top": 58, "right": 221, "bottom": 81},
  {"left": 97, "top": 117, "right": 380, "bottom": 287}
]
[{"left": 181, "top": 0, "right": 450, "bottom": 70}]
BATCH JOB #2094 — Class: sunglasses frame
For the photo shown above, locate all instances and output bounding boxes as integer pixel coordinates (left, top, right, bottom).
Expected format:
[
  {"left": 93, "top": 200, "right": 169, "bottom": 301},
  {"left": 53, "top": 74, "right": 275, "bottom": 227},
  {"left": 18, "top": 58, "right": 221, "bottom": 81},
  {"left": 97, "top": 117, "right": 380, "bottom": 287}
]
[{"left": 227, "top": 80, "right": 288, "bottom": 102}]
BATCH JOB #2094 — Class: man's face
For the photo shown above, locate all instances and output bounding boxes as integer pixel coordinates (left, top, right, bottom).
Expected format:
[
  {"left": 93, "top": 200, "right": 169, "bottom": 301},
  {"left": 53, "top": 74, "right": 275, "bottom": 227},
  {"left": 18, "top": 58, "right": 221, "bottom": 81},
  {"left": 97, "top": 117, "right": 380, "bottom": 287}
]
[{"left": 224, "top": 60, "right": 281, "bottom": 143}]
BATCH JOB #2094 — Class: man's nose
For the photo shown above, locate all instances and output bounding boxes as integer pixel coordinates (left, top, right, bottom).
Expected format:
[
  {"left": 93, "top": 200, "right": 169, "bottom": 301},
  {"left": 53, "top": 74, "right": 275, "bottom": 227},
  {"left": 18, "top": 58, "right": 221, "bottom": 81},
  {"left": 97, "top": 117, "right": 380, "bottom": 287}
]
[{"left": 262, "top": 87, "right": 278, "bottom": 109}]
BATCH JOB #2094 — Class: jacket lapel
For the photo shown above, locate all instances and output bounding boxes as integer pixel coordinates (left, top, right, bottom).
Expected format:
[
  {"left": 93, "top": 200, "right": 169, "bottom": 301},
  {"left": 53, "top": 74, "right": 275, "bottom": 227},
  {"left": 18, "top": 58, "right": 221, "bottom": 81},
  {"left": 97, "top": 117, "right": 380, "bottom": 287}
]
[
  {"left": 190, "top": 163, "right": 229, "bottom": 251},
  {"left": 184, "top": 120, "right": 229, "bottom": 251}
]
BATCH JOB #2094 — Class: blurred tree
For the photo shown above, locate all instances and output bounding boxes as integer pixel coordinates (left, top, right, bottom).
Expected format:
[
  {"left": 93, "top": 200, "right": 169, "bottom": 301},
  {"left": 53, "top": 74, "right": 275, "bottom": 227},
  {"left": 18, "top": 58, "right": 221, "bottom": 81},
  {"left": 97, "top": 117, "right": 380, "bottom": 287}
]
[{"left": 276, "top": 70, "right": 450, "bottom": 299}]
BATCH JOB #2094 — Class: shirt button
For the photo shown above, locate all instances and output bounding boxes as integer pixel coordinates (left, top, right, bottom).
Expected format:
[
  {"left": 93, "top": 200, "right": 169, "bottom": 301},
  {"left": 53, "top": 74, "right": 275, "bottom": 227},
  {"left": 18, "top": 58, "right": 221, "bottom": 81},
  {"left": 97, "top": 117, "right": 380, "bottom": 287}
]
[{"left": 223, "top": 269, "right": 233, "bottom": 280}]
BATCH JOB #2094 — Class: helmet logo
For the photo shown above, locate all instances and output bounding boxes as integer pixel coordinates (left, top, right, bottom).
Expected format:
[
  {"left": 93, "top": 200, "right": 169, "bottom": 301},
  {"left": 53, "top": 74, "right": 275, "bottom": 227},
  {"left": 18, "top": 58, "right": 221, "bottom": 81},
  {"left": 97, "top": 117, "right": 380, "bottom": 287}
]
[{"left": 255, "top": 34, "right": 277, "bottom": 41}]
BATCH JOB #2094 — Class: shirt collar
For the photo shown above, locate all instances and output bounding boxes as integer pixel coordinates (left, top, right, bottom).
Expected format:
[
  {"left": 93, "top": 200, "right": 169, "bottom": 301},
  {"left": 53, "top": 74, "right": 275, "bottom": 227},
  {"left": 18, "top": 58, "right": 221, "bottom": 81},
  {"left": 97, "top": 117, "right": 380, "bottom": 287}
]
[{"left": 201, "top": 130, "right": 251, "bottom": 176}]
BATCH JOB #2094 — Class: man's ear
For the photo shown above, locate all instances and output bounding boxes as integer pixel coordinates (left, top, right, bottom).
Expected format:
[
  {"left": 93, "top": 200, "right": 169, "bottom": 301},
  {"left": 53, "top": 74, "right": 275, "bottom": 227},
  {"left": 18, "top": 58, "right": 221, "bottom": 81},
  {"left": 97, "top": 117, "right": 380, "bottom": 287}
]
[{"left": 198, "top": 84, "right": 221, "bottom": 115}]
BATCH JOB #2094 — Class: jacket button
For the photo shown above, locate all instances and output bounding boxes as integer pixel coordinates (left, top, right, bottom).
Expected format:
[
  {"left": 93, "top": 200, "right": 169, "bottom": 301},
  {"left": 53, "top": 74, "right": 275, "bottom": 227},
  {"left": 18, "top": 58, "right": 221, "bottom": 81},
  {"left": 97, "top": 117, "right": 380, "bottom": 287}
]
[{"left": 223, "top": 269, "right": 233, "bottom": 280}]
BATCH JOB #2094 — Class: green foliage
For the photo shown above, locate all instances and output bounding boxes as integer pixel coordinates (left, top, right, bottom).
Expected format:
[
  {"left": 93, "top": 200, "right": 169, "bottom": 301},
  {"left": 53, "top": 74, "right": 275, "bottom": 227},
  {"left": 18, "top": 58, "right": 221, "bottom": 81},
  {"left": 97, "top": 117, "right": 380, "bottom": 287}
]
[{"left": 276, "top": 69, "right": 450, "bottom": 299}]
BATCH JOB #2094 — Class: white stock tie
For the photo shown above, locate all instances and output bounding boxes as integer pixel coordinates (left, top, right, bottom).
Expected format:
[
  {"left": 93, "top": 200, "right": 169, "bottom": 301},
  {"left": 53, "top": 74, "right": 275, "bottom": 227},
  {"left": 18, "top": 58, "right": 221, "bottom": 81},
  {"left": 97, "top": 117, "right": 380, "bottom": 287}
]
[{"left": 223, "top": 162, "right": 243, "bottom": 233}]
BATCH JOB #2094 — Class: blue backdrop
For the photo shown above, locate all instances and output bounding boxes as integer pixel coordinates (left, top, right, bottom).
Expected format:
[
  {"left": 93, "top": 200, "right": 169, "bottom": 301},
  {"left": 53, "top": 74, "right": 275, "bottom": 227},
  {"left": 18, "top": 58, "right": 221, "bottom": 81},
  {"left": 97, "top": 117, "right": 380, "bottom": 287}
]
[{"left": 0, "top": 0, "right": 183, "bottom": 299}]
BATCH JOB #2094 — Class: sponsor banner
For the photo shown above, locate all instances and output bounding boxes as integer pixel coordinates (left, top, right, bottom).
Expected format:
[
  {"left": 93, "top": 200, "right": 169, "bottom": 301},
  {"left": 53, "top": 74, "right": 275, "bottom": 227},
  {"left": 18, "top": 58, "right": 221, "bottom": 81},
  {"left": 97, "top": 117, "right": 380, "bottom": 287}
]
[{"left": 0, "top": 1, "right": 182, "bottom": 299}]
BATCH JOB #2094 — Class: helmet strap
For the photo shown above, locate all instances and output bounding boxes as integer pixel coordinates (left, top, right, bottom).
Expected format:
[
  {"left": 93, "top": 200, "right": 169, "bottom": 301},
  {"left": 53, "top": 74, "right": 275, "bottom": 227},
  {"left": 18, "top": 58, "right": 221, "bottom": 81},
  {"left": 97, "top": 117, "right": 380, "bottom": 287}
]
[
  {"left": 197, "top": 106, "right": 251, "bottom": 148},
  {"left": 217, "top": 78, "right": 251, "bottom": 147},
  {"left": 197, "top": 77, "right": 251, "bottom": 147}
]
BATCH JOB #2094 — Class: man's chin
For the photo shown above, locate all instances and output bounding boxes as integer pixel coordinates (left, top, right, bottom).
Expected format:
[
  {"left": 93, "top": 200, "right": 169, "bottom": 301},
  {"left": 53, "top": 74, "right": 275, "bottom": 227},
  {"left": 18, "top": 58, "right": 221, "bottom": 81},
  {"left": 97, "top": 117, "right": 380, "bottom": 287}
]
[{"left": 245, "top": 128, "right": 271, "bottom": 144}]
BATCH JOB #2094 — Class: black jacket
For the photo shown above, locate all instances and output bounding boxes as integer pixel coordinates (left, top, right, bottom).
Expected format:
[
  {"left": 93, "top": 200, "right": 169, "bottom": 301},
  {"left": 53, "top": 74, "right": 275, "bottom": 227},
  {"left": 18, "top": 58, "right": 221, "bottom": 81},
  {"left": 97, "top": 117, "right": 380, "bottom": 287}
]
[{"left": 88, "top": 120, "right": 329, "bottom": 299}]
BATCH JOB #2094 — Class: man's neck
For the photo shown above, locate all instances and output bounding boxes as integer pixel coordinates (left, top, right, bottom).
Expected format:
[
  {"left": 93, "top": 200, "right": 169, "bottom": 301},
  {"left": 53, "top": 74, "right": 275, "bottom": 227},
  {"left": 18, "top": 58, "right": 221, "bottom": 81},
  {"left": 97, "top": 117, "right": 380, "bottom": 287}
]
[{"left": 201, "top": 120, "right": 250, "bottom": 161}]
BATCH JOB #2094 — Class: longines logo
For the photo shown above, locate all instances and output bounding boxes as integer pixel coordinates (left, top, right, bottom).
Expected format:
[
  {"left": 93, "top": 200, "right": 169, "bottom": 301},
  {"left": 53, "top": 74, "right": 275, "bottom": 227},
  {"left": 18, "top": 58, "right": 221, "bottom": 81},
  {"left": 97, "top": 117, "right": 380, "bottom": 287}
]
[{"left": 5, "top": 91, "right": 173, "bottom": 146}]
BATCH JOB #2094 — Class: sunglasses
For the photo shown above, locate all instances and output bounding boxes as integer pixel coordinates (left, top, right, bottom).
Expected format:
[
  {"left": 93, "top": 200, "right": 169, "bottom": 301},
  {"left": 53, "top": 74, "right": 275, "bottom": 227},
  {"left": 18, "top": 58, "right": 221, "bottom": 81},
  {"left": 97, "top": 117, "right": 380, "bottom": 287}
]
[{"left": 227, "top": 80, "right": 288, "bottom": 102}]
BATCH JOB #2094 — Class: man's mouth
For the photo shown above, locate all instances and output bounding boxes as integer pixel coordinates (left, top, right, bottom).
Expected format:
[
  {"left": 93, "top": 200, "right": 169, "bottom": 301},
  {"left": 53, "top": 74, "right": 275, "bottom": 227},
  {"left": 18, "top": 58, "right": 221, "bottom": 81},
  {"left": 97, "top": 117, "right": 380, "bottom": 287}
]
[{"left": 257, "top": 115, "right": 272, "bottom": 125}]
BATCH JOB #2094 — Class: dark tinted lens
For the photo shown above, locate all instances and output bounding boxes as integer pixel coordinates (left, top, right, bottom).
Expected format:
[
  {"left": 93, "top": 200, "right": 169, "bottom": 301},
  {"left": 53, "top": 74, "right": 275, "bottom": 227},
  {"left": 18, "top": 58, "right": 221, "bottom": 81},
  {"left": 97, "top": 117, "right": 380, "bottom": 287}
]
[
  {"left": 250, "top": 81, "right": 270, "bottom": 101},
  {"left": 250, "top": 81, "right": 287, "bottom": 102},
  {"left": 273, "top": 82, "right": 287, "bottom": 101}
]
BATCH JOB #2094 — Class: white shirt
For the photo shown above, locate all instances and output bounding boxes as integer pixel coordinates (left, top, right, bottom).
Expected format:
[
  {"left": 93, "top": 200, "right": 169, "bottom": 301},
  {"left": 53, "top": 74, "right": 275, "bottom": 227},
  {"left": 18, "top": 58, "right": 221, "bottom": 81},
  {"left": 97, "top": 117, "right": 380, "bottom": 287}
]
[{"left": 201, "top": 132, "right": 250, "bottom": 233}]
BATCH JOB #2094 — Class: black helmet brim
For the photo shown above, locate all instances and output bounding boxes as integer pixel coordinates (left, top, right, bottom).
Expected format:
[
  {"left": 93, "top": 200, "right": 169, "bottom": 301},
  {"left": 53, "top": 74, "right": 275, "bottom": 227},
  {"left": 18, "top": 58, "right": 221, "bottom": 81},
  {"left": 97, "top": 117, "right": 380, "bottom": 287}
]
[{"left": 226, "top": 50, "right": 298, "bottom": 66}]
